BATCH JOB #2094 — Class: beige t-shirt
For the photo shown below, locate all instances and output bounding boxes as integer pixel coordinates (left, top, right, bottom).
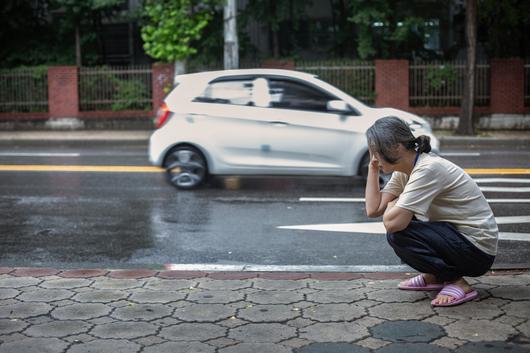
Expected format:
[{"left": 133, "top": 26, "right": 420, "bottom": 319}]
[{"left": 382, "top": 153, "right": 498, "bottom": 256}]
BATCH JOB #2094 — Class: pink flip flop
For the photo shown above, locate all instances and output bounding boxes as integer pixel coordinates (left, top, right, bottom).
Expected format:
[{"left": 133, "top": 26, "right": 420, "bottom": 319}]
[
  {"left": 431, "top": 284, "right": 478, "bottom": 307},
  {"left": 398, "top": 274, "right": 444, "bottom": 291}
]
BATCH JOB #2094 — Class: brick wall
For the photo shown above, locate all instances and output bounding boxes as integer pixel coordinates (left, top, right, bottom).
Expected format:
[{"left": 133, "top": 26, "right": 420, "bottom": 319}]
[
  {"left": 375, "top": 60, "right": 409, "bottom": 111},
  {"left": 490, "top": 58, "right": 525, "bottom": 114},
  {"left": 48, "top": 66, "right": 79, "bottom": 118}
]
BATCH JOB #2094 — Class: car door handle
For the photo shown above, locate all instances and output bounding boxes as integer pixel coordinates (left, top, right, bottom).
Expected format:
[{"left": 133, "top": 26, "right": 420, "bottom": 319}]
[{"left": 268, "top": 121, "right": 289, "bottom": 127}]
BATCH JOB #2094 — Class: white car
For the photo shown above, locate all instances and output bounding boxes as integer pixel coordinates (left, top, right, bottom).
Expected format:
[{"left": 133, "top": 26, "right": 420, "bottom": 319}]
[{"left": 149, "top": 69, "right": 439, "bottom": 189}]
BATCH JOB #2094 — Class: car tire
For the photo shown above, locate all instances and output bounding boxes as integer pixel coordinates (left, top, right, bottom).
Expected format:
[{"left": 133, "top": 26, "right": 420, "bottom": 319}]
[
  {"left": 163, "top": 146, "right": 207, "bottom": 190},
  {"left": 359, "top": 152, "right": 391, "bottom": 189}
]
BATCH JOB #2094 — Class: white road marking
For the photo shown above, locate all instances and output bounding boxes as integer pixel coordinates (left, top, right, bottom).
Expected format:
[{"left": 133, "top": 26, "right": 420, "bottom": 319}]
[
  {"left": 163, "top": 263, "right": 413, "bottom": 272},
  {"left": 440, "top": 152, "right": 481, "bottom": 157},
  {"left": 0, "top": 152, "right": 80, "bottom": 157},
  {"left": 499, "top": 233, "right": 530, "bottom": 241},
  {"left": 299, "top": 197, "right": 530, "bottom": 203},
  {"left": 495, "top": 216, "right": 530, "bottom": 224},
  {"left": 474, "top": 178, "right": 530, "bottom": 184}
]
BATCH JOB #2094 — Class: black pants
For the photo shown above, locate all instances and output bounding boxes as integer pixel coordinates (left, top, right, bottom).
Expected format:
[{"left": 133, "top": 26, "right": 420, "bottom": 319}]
[{"left": 387, "top": 220, "right": 495, "bottom": 282}]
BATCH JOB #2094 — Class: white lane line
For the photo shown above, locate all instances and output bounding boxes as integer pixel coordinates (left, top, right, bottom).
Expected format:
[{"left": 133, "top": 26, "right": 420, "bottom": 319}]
[
  {"left": 475, "top": 178, "right": 530, "bottom": 184},
  {"left": 440, "top": 152, "right": 481, "bottom": 157},
  {"left": 499, "top": 233, "right": 530, "bottom": 241},
  {"left": 495, "top": 216, "right": 530, "bottom": 224},
  {"left": 480, "top": 186, "right": 530, "bottom": 192},
  {"left": 164, "top": 263, "right": 413, "bottom": 273},
  {"left": 0, "top": 152, "right": 81, "bottom": 157},
  {"left": 299, "top": 197, "right": 530, "bottom": 203}
]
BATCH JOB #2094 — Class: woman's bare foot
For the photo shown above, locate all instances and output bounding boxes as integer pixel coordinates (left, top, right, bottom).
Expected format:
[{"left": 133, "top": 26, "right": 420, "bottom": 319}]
[{"left": 432, "top": 278, "right": 473, "bottom": 305}]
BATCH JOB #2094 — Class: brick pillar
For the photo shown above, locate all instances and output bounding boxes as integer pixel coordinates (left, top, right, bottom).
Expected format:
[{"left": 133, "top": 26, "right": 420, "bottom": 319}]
[
  {"left": 490, "top": 58, "right": 524, "bottom": 114},
  {"left": 261, "top": 59, "right": 295, "bottom": 70},
  {"left": 48, "top": 66, "right": 78, "bottom": 118},
  {"left": 152, "top": 63, "right": 175, "bottom": 113},
  {"left": 375, "top": 59, "right": 409, "bottom": 110}
]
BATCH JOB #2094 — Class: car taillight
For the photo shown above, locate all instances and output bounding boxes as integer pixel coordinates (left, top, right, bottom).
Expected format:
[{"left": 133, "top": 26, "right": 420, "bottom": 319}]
[{"left": 154, "top": 103, "right": 171, "bottom": 129}]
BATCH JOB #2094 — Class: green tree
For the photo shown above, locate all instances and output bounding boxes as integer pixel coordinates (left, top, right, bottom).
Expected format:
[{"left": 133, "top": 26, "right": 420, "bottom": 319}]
[{"left": 141, "top": 0, "right": 220, "bottom": 74}]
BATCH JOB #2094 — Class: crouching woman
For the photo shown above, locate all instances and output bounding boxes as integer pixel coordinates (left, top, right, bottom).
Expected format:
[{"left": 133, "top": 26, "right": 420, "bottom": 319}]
[{"left": 364, "top": 116, "right": 498, "bottom": 307}]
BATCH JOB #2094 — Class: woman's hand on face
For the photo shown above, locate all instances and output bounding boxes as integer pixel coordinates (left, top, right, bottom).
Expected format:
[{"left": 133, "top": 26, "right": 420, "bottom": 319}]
[{"left": 369, "top": 151, "right": 380, "bottom": 171}]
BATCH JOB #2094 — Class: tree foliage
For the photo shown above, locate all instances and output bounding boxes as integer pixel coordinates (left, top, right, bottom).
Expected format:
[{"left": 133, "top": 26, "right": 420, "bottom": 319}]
[{"left": 141, "top": 0, "right": 220, "bottom": 63}]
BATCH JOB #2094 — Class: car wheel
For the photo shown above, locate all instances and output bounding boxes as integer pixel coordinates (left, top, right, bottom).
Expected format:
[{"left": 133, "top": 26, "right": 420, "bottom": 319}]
[
  {"left": 163, "top": 146, "right": 207, "bottom": 189},
  {"left": 359, "top": 152, "right": 391, "bottom": 189}
]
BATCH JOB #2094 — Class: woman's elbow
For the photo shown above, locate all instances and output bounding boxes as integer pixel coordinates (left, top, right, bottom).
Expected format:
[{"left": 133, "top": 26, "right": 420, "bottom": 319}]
[
  {"left": 383, "top": 219, "right": 407, "bottom": 234},
  {"left": 366, "top": 208, "right": 382, "bottom": 218}
]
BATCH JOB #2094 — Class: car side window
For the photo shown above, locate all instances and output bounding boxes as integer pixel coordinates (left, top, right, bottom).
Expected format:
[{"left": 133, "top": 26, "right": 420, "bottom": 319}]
[
  {"left": 194, "top": 79, "right": 254, "bottom": 106},
  {"left": 267, "top": 79, "right": 336, "bottom": 113}
]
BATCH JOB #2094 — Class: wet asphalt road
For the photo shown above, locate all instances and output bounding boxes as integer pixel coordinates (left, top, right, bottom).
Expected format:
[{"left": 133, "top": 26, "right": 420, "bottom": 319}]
[{"left": 0, "top": 140, "right": 529, "bottom": 270}]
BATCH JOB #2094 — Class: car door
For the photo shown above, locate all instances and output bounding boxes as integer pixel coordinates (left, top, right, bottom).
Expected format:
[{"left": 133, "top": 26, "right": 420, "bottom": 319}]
[
  {"left": 259, "top": 77, "right": 364, "bottom": 175},
  {"left": 188, "top": 76, "right": 272, "bottom": 172}
]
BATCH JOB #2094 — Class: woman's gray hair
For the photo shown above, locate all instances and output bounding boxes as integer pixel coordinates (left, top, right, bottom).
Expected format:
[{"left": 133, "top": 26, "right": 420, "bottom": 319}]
[{"left": 366, "top": 116, "right": 431, "bottom": 164}]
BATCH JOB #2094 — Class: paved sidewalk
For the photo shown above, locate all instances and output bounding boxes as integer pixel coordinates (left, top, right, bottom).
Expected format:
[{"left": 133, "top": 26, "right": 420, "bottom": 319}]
[{"left": 0, "top": 268, "right": 528, "bottom": 353}]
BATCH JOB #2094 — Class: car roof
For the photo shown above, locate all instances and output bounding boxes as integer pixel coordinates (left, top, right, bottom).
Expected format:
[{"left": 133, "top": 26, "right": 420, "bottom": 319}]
[{"left": 175, "top": 68, "right": 318, "bottom": 82}]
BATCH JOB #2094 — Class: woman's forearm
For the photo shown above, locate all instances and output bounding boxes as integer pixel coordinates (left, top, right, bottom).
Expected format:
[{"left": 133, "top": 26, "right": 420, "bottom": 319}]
[{"left": 365, "top": 165, "right": 382, "bottom": 217}]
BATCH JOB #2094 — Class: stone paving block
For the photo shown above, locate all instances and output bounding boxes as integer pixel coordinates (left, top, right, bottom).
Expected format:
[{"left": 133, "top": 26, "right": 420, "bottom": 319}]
[
  {"left": 217, "top": 316, "right": 249, "bottom": 328},
  {"left": 206, "top": 272, "right": 258, "bottom": 280},
  {"left": 229, "top": 323, "right": 296, "bottom": 343},
  {"left": 187, "top": 290, "right": 245, "bottom": 304},
  {"left": 66, "top": 339, "right": 141, "bottom": 353},
  {"left": 174, "top": 303, "right": 237, "bottom": 322},
  {"left": 308, "top": 280, "right": 364, "bottom": 290},
  {"left": 431, "top": 336, "right": 467, "bottom": 350},
  {"left": 204, "top": 337, "right": 239, "bottom": 348},
  {"left": 496, "top": 314, "right": 527, "bottom": 327},
  {"left": 111, "top": 303, "right": 173, "bottom": 321},
  {"left": 356, "top": 337, "right": 391, "bottom": 350},
  {"left": 422, "top": 315, "right": 457, "bottom": 326},
  {"left": 253, "top": 279, "right": 308, "bottom": 291},
  {"left": 363, "top": 279, "right": 401, "bottom": 289},
  {"left": 302, "top": 303, "right": 366, "bottom": 322},
  {"left": 108, "top": 269, "right": 158, "bottom": 279},
  {"left": 516, "top": 320, "right": 530, "bottom": 336},
  {"left": 24, "top": 320, "right": 92, "bottom": 337},
  {"left": 59, "top": 269, "right": 108, "bottom": 278},
  {"left": 150, "top": 317, "right": 182, "bottom": 327},
  {"left": 259, "top": 273, "right": 310, "bottom": 280},
  {"left": 478, "top": 275, "right": 528, "bottom": 286},
  {"left": 0, "top": 289, "right": 19, "bottom": 300},
  {"left": 365, "top": 289, "right": 429, "bottom": 303},
  {"left": 500, "top": 301, "right": 530, "bottom": 319},
  {"left": 91, "top": 278, "right": 145, "bottom": 290},
  {"left": 128, "top": 290, "right": 186, "bottom": 304},
  {"left": 143, "top": 341, "right": 215, "bottom": 353},
  {"left": 0, "top": 299, "right": 20, "bottom": 307},
  {"left": 0, "top": 268, "right": 13, "bottom": 275},
  {"left": 51, "top": 303, "right": 112, "bottom": 320},
  {"left": 299, "top": 322, "right": 369, "bottom": 342},
  {"left": 455, "top": 341, "right": 530, "bottom": 353},
  {"left": 133, "top": 335, "right": 167, "bottom": 347},
  {"left": 0, "top": 332, "right": 27, "bottom": 343},
  {"left": 220, "top": 343, "right": 293, "bottom": 353},
  {"left": 40, "top": 278, "right": 92, "bottom": 289},
  {"left": 490, "top": 286, "right": 530, "bottom": 300},
  {"left": 197, "top": 279, "right": 252, "bottom": 290},
  {"left": 353, "top": 299, "right": 382, "bottom": 309},
  {"left": 246, "top": 291, "right": 304, "bottom": 305},
  {"left": 0, "top": 277, "right": 41, "bottom": 288},
  {"left": 72, "top": 289, "right": 129, "bottom": 302},
  {"left": 434, "top": 297, "right": 506, "bottom": 320},
  {"left": 368, "top": 302, "right": 434, "bottom": 320},
  {"left": 370, "top": 320, "right": 445, "bottom": 343},
  {"left": 0, "top": 318, "right": 29, "bottom": 334},
  {"left": 353, "top": 316, "right": 385, "bottom": 330},
  {"left": 160, "top": 323, "right": 226, "bottom": 341},
  {"left": 144, "top": 278, "right": 197, "bottom": 291},
  {"left": 294, "top": 342, "right": 371, "bottom": 353},
  {"left": 376, "top": 342, "right": 452, "bottom": 353},
  {"left": 286, "top": 317, "right": 316, "bottom": 329},
  {"left": 0, "top": 302, "right": 52, "bottom": 319},
  {"left": 306, "top": 289, "right": 366, "bottom": 304},
  {"left": 281, "top": 337, "right": 311, "bottom": 349},
  {"left": 445, "top": 319, "right": 518, "bottom": 342},
  {"left": 91, "top": 321, "right": 158, "bottom": 339},
  {"left": 17, "top": 288, "right": 74, "bottom": 302},
  {"left": 157, "top": 271, "right": 206, "bottom": 279},
  {"left": 88, "top": 317, "right": 117, "bottom": 325},
  {"left": 0, "top": 337, "right": 69, "bottom": 353},
  {"left": 238, "top": 304, "right": 300, "bottom": 322},
  {"left": 63, "top": 333, "right": 97, "bottom": 344},
  {"left": 310, "top": 273, "right": 365, "bottom": 281},
  {"left": 12, "top": 268, "right": 59, "bottom": 277}
]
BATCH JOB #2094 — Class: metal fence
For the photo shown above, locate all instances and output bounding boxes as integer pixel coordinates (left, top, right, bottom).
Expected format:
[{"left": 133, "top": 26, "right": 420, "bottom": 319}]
[
  {"left": 0, "top": 68, "right": 48, "bottom": 113},
  {"left": 524, "top": 59, "right": 530, "bottom": 107},
  {"left": 295, "top": 60, "right": 375, "bottom": 105},
  {"left": 409, "top": 60, "right": 490, "bottom": 107},
  {"left": 78, "top": 65, "right": 152, "bottom": 111}
]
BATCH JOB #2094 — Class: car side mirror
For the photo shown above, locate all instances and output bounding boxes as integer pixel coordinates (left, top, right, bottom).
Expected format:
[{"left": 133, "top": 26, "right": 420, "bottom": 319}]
[{"left": 326, "top": 100, "right": 352, "bottom": 113}]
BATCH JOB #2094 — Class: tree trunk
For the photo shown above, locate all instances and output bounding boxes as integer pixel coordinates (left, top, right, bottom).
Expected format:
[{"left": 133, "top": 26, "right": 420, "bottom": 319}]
[
  {"left": 224, "top": 0, "right": 239, "bottom": 70},
  {"left": 75, "top": 23, "right": 81, "bottom": 67},
  {"left": 457, "top": 0, "right": 477, "bottom": 135}
]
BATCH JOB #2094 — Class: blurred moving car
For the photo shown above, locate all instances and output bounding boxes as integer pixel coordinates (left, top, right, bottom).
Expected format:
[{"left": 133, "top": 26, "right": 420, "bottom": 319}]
[{"left": 149, "top": 69, "right": 440, "bottom": 189}]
